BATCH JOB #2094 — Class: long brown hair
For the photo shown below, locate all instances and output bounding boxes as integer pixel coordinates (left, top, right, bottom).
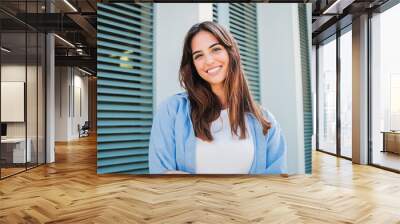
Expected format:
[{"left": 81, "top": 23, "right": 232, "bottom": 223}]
[{"left": 179, "top": 21, "right": 271, "bottom": 141}]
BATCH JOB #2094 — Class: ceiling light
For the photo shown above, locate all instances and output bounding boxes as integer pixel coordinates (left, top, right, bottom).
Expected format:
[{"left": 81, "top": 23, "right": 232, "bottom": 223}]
[
  {"left": 1, "top": 47, "right": 11, "bottom": 53},
  {"left": 76, "top": 49, "right": 83, "bottom": 55},
  {"left": 63, "top": 0, "right": 78, "bottom": 12},
  {"left": 78, "top": 67, "right": 93, "bottom": 76},
  {"left": 322, "top": 0, "right": 343, "bottom": 14},
  {"left": 54, "top": 34, "right": 75, "bottom": 48}
]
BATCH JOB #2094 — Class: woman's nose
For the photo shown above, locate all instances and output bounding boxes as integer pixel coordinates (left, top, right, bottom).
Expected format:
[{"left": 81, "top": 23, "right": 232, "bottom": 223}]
[{"left": 204, "top": 54, "right": 215, "bottom": 65}]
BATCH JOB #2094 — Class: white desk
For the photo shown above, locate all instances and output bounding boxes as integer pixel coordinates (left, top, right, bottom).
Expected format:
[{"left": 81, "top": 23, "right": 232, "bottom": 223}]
[{"left": 1, "top": 138, "right": 31, "bottom": 163}]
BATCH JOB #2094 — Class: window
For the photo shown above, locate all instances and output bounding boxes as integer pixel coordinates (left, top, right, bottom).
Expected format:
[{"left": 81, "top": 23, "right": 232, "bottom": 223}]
[
  {"left": 371, "top": 3, "right": 400, "bottom": 171},
  {"left": 317, "top": 36, "right": 337, "bottom": 155},
  {"left": 340, "top": 29, "right": 352, "bottom": 158}
]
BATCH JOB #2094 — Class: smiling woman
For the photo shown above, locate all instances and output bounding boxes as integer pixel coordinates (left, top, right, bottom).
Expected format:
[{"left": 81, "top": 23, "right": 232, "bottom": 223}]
[
  {"left": 148, "top": 21, "right": 287, "bottom": 174},
  {"left": 191, "top": 31, "right": 229, "bottom": 100}
]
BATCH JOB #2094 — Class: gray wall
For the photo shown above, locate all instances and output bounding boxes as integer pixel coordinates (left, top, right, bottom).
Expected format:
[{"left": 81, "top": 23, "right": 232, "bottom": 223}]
[{"left": 258, "top": 4, "right": 306, "bottom": 174}]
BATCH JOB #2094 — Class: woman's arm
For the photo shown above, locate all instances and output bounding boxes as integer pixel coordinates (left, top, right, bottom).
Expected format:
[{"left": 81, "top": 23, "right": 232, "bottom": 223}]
[
  {"left": 148, "top": 98, "right": 179, "bottom": 174},
  {"left": 164, "top": 170, "right": 189, "bottom": 174},
  {"left": 263, "top": 110, "right": 288, "bottom": 174}
]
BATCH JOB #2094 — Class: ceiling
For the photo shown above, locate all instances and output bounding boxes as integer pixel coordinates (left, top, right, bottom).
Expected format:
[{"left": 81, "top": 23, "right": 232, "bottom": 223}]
[
  {"left": 310, "top": 0, "right": 392, "bottom": 44},
  {"left": 0, "top": 0, "right": 97, "bottom": 73},
  {"left": 1, "top": 0, "right": 397, "bottom": 72}
]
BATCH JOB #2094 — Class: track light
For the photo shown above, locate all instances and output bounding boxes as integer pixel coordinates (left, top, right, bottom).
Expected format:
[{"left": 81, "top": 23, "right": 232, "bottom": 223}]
[
  {"left": 78, "top": 67, "right": 93, "bottom": 76},
  {"left": 1, "top": 47, "right": 11, "bottom": 53},
  {"left": 54, "top": 34, "right": 75, "bottom": 48},
  {"left": 322, "top": 0, "right": 344, "bottom": 15},
  {"left": 63, "top": 0, "right": 78, "bottom": 12}
]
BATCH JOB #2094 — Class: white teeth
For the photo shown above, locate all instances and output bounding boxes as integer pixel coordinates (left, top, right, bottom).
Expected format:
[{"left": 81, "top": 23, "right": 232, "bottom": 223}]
[{"left": 207, "top": 66, "right": 221, "bottom": 74}]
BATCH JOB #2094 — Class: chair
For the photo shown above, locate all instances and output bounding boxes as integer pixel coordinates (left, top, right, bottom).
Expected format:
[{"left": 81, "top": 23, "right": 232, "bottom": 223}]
[{"left": 78, "top": 121, "right": 90, "bottom": 138}]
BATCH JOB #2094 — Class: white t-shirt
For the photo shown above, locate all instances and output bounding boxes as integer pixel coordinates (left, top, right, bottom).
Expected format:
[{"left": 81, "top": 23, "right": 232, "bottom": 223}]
[{"left": 195, "top": 109, "right": 254, "bottom": 174}]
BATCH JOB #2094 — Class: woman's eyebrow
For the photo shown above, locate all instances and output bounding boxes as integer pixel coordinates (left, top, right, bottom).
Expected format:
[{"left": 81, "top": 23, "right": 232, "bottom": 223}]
[
  {"left": 192, "top": 43, "right": 221, "bottom": 56},
  {"left": 209, "top": 43, "right": 220, "bottom": 48}
]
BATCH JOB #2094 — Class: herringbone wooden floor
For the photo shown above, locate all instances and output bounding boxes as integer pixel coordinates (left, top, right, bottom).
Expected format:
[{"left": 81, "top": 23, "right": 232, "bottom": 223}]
[{"left": 1, "top": 135, "right": 400, "bottom": 224}]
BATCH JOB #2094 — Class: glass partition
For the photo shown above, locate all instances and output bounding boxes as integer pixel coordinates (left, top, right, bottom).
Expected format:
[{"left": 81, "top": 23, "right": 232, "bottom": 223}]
[
  {"left": 1, "top": 30, "right": 28, "bottom": 177},
  {"left": 38, "top": 32, "right": 45, "bottom": 165},
  {"left": 0, "top": 0, "right": 46, "bottom": 179},
  {"left": 27, "top": 31, "right": 38, "bottom": 169}
]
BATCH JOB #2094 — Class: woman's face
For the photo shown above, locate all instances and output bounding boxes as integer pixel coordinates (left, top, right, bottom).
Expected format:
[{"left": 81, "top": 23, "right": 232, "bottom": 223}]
[{"left": 191, "top": 31, "right": 229, "bottom": 90}]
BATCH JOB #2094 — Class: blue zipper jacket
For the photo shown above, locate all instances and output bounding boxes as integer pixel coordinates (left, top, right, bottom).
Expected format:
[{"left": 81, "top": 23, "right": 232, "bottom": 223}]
[{"left": 149, "top": 92, "right": 287, "bottom": 174}]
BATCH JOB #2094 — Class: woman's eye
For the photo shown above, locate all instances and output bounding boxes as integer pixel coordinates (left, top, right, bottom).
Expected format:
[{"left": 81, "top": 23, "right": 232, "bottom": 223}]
[
  {"left": 212, "top": 48, "right": 221, "bottom": 52},
  {"left": 194, "top": 54, "right": 203, "bottom": 60}
]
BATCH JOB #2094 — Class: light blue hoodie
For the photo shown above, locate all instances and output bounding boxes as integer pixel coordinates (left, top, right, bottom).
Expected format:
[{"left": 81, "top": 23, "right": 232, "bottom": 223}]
[{"left": 149, "top": 92, "right": 287, "bottom": 174}]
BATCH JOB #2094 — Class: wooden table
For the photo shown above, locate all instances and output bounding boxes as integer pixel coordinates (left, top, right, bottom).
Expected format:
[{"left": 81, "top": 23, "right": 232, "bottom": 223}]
[{"left": 381, "top": 131, "right": 400, "bottom": 154}]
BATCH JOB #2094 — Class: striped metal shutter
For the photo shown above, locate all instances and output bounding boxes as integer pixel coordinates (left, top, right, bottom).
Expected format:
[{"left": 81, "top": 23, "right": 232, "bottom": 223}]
[
  {"left": 213, "top": 3, "right": 218, "bottom": 23},
  {"left": 97, "top": 3, "right": 154, "bottom": 174},
  {"left": 298, "top": 4, "right": 313, "bottom": 174},
  {"left": 228, "top": 3, "right": 260, "bottom": 102}
]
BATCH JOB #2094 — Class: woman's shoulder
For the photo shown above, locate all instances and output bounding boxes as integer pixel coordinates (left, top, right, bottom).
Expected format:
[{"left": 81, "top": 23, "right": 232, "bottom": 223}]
[
  {"left": 259, "top": 106, "right": 279, "bottom": 126},
  {"left": 156, "top": 92, "right": 189, "bottom": 117},
  {"left": 260, "top": 106, "right": 274, "bottom": 118},
  {"left": 159, "top": 92, "right": 188, "bottom": 108}
]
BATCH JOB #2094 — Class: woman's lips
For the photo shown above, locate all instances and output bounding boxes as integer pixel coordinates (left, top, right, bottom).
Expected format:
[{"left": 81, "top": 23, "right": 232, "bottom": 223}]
[{"left": 206, "top": 66, "right": 222, "bottom": 75}]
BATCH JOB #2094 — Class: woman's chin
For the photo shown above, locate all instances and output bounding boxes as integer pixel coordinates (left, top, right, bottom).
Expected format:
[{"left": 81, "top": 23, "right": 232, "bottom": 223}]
[
  {"left": 208, "top": 78, "right": 224, "bottom": 85},
  {"left": 207, "top": 74, "right": 226, "bottom": 84}
]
